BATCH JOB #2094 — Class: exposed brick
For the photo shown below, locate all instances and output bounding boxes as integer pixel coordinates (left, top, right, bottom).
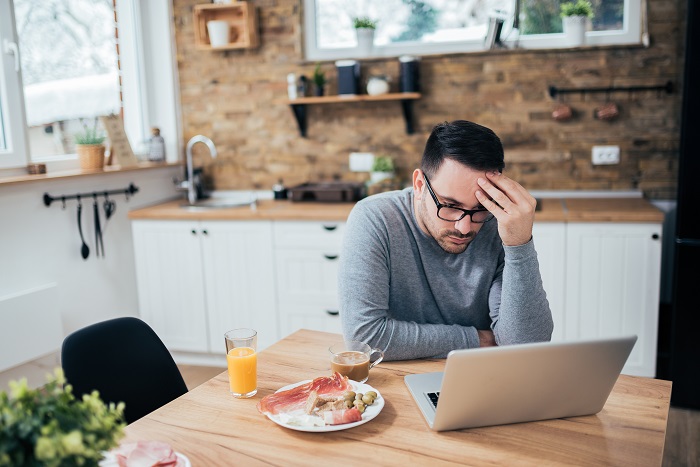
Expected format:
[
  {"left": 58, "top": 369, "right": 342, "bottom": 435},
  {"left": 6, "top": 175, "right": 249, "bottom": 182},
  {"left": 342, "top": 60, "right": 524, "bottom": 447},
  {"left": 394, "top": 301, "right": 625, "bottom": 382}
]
[{"left": 173, "top": 0, "right": 684, "bottom": 199}]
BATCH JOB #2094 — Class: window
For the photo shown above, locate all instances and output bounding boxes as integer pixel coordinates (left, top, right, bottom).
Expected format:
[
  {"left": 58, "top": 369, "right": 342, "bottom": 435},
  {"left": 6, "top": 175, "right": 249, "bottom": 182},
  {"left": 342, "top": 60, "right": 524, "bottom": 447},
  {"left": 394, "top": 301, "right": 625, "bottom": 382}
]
[
  {"left": 304, "top": 0, "right": 643, "bottom": 61},
  {"left": 0, "top": 0, "right": 180, "bottom": 171}
]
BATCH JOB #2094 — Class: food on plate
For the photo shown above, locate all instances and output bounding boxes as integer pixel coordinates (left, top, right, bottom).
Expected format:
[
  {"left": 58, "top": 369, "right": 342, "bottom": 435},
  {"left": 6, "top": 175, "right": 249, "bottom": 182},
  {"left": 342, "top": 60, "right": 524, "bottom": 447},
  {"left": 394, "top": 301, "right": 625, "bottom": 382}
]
[
  {"left": 322, "top": 408, "right": 362, "bottom": 426},
  {"left": 111, "top": 441, "right": 185, "bottom": 467},
  {"left": 256, "top": 372, "right": 351, "bottom": 415},
  {"left": 259, "top": 373, "right": 382, "bottom": 428}
]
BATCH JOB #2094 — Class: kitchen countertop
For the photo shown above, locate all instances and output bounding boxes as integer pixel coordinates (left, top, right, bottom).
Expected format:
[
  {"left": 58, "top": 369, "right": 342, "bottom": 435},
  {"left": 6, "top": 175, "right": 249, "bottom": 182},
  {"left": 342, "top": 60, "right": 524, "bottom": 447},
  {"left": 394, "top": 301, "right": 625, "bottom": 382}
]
[{"left": 128, "top": 196, "right": 664, "bottom": 223}]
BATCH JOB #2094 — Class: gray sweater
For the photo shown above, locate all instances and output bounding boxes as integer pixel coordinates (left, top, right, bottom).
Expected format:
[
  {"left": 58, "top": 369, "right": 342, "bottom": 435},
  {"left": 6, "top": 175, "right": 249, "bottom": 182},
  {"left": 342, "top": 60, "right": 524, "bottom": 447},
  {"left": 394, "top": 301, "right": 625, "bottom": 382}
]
[{"left": 338, "top": 188, "right": 553, "bottom": 360}]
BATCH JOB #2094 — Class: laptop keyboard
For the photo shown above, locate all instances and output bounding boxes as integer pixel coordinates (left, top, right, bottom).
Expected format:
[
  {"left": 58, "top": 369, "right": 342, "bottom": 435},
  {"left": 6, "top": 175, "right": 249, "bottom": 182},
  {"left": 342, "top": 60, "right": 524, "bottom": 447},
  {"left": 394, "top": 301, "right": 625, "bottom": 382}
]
[{"left": 427, "top": 391, "right": 440, "bottom": 408}]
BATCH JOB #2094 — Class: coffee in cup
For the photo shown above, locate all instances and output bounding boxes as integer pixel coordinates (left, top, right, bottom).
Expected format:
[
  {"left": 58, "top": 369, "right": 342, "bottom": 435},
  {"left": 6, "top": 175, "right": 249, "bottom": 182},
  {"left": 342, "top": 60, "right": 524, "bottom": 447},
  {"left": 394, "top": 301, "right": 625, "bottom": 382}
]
[{"left": 329, "top": 340, "right": 384, "bottom": 383}]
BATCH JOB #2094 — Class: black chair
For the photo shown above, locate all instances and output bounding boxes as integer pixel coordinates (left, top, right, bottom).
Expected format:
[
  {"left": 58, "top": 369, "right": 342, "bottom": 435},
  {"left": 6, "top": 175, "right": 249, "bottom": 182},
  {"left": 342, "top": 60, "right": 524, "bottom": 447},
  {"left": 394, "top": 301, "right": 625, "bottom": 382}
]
[{"left": 61, "top": 317, "right": 188, "bottom": 424}]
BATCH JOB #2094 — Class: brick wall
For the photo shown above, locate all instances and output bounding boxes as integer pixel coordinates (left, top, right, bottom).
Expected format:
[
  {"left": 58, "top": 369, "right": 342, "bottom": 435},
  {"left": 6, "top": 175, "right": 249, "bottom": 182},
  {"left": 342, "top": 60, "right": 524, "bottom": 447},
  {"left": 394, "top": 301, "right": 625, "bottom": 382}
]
[{"left": 173, "top": 0, "right": 685, "bottom": 199}]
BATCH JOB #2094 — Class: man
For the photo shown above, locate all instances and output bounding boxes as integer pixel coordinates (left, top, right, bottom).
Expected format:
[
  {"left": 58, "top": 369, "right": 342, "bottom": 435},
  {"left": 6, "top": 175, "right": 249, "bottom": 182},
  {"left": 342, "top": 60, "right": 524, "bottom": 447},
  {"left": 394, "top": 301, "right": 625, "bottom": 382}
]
[{"left": 338, "top": 120, "right": 553, "bottom": 361}]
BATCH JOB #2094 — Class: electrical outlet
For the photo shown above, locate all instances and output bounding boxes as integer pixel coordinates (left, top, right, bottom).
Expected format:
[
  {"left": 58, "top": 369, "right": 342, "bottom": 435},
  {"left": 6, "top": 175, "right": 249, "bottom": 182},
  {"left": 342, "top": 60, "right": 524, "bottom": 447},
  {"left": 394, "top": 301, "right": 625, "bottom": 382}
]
[
  {"left": 349, "top": 152, "right": 374, "bottom": 172},
  {"left": 591, "top": 145, "right": 620, "bottom": 165}
]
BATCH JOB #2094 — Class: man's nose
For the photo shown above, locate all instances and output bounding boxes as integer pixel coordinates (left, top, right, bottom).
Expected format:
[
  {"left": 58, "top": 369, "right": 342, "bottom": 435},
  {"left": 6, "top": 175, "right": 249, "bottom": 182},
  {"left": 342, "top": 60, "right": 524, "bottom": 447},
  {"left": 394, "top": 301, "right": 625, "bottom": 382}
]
[{"left": 454, "top": 216, "right": 472, "bottom": 234}]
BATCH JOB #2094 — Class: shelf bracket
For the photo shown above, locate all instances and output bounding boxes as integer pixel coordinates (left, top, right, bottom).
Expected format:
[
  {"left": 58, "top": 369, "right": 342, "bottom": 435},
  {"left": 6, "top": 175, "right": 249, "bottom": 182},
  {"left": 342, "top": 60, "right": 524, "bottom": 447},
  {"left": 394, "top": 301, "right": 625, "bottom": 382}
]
[
  {"left": 401, "top": 99, "right": 416, "bottom": 135},
  {"left": 290, "top": 104, "right": 307, "bottom": 138}
]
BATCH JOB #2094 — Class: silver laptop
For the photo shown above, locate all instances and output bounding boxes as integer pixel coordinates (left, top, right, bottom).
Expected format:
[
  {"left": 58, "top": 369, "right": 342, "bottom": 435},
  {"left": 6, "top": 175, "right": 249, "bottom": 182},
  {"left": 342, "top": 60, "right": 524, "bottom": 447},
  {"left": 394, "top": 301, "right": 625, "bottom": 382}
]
[{"left": 404, "top": 335, "right": 637, "bottom": 431}]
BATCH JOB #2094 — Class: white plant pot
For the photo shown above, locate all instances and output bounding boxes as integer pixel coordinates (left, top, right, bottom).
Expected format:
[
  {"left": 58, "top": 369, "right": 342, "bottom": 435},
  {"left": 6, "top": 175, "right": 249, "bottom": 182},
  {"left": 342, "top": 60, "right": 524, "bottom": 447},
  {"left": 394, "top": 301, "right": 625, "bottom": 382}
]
[
  {"left": 370, "top": 171, "right": 394, "bottom": 184},
  {"left": 207, "top": 20, "right": 230, "bottom": 48},
  {"left": 562, "top": 15, "right": 587, "bottom": 47},
  {"left": 356, "top": 28, "right": 375, "bottom": 56}
]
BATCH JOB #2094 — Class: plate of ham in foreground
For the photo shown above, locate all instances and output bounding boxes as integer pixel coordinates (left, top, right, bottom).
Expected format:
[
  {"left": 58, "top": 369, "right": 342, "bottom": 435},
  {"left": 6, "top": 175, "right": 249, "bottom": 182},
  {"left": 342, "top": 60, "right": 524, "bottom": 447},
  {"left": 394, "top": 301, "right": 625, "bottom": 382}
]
[
  {"left": 100, "top": 441, "right": 190, "bottom": 467},
  {"left": 257, "top": 372, "right": 384, "bottom": 433}
]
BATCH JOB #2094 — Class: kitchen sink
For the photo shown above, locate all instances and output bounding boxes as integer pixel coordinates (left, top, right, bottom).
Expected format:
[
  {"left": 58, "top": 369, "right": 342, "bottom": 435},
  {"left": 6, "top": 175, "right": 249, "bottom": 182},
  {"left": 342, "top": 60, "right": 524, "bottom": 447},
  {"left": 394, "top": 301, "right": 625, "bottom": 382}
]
[{"left": 179, "top": 192, "right": 257, "bottom": 211}]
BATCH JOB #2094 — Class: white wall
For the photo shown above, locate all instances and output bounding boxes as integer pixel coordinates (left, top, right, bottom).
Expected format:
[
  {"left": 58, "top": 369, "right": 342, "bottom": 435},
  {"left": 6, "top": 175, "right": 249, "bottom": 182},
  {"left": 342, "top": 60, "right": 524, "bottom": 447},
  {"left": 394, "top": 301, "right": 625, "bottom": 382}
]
[{"left": 0, "top": 166, "right": 181, "bottom": 369}]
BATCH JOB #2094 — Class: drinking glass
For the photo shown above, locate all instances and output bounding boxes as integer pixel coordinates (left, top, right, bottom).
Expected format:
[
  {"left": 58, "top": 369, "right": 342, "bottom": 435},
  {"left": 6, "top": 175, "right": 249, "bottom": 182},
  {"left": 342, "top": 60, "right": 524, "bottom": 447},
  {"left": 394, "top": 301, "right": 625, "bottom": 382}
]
[{"left": 224, "top": 328, "right": 257, "bottom": 398}]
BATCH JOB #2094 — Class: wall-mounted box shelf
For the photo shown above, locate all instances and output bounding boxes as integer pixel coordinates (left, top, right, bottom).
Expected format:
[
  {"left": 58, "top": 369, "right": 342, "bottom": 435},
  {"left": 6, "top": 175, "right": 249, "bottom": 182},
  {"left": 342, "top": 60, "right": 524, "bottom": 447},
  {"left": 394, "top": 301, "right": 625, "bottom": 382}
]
[
  {"left": 193, "top": 2, "right": 259, "bottom": 50},
  {"left": 286, "top": 92, "right": 421, "bottom": 137}
]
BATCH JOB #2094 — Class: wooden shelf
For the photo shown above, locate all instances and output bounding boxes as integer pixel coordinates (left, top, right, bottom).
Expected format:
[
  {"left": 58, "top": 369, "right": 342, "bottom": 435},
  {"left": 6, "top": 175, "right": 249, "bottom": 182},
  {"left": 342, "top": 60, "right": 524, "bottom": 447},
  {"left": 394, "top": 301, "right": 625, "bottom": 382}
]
[
  {"left": 193, "top": 2, "right": 259, "bottom": 50},
  {"left": 287, "top": 93, "right": 422, "bottom": 137}
]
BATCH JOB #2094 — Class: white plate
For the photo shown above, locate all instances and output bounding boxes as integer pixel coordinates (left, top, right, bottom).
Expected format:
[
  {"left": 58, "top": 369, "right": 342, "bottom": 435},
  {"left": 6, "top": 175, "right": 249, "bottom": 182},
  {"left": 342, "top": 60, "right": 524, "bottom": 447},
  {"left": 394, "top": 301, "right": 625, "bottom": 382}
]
[
  {"left": 265, "top": 380, "right": 384, "bottom": 433},
  {"left": 100, "top": 451, "right": 190, "bottom": 467}
]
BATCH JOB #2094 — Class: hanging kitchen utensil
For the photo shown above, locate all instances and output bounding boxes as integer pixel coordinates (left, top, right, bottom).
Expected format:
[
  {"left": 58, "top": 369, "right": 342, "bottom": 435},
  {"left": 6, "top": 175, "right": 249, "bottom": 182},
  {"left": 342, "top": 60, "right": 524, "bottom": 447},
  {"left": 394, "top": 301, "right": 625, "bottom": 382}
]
[
  {"left": 77, "top": 197, "right": 89, "bottom": 260},
  {"left": 93, "top": 195, "right": 104, "bottom": 258},
  {"left": 104, "top": 194, "right": 116, "bottom": 220}
]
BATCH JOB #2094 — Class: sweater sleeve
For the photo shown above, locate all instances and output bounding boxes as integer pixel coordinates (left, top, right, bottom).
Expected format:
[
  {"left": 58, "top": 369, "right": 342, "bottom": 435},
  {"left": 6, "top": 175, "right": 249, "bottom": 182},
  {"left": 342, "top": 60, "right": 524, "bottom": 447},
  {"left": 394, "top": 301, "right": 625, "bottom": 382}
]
[
  {"left": 338, "top": 202, "right": 481, "bottom": 361},
  {"left": 489, "top": 238, "right": 554, "bottom": 345}
]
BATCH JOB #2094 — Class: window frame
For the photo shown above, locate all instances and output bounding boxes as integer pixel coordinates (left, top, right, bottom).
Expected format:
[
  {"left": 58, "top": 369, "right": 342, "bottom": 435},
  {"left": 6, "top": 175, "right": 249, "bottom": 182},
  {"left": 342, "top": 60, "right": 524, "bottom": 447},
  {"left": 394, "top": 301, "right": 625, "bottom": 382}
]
[
  {"left": 0, "top": 0, "right": 29, "bottom": 169},
  {"left": 303, "top": 0, "right": 643, "bottom": 61},
  {"left": 0, "top": 0, "right": 182, "bottom": 172}
]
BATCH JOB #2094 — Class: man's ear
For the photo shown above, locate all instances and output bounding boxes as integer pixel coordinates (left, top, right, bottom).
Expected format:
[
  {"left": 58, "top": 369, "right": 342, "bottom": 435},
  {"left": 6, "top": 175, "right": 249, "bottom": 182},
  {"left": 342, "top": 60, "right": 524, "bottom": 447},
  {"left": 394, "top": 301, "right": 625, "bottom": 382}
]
[{"left": 412, "top": 169, "right": 424, "bottom": 200}]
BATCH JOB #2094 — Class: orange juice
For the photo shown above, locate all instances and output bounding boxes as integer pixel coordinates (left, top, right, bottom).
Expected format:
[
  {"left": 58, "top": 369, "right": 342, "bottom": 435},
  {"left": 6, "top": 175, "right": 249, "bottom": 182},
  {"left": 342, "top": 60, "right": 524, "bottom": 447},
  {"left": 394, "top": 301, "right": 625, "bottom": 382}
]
[{"left": 227, "top": 347, "right": 257, "bottom": 396}]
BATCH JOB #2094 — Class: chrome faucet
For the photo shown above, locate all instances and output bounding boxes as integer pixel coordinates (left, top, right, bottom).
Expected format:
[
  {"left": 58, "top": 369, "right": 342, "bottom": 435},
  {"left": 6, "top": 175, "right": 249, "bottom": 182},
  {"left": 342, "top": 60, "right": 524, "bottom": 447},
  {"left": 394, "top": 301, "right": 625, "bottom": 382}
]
[{"left": 183, "top": 135, "right": 218, "bottom": 205}]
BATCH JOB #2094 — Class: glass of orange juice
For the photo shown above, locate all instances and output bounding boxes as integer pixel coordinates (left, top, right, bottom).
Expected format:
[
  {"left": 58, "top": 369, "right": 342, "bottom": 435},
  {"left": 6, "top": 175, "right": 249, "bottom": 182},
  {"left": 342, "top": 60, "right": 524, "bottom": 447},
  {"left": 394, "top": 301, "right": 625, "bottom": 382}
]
[{"left": 224, "top": 328, "right": 257, "bottom": 398}]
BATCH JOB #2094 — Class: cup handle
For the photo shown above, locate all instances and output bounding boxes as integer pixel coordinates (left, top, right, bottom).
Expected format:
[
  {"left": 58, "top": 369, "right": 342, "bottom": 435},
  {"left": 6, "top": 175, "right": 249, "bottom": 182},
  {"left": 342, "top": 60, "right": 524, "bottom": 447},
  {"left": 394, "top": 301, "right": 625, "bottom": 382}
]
[{"left": 368, "top": 348, "right": 384, "bottom": 369}]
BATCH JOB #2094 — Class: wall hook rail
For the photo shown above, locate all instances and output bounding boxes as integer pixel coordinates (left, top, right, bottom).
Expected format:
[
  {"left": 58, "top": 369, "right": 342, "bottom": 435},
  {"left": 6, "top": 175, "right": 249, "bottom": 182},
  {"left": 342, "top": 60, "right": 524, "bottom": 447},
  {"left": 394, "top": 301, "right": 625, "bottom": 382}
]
[
  {"left": 43, "top": 183, "right": 139, "bottom": 207},
  {"left": 548, "top": 81, "right": 674, "bottom": 99}
]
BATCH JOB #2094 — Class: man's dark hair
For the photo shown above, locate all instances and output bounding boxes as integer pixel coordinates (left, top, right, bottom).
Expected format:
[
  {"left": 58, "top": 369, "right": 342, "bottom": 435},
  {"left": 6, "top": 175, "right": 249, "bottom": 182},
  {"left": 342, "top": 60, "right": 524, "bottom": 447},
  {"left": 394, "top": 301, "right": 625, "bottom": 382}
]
[{"left": 420, "top": 120, "right": 505, "bottom": 177}]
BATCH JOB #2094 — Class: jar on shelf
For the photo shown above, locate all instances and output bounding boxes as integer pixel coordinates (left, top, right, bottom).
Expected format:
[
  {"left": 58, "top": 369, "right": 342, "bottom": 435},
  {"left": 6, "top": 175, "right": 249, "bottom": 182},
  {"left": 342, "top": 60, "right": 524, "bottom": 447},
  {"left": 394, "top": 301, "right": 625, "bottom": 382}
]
[{"left": 148, "top": 127, "right": 166, "bottom": 162}]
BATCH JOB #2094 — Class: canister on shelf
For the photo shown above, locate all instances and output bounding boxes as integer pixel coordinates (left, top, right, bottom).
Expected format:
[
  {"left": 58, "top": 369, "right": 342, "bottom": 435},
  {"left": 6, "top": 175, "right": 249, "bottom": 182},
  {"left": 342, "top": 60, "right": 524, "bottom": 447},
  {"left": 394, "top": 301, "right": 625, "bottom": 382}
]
[{"left": 148, "top": 127, "right": 166, "bottom": 162}]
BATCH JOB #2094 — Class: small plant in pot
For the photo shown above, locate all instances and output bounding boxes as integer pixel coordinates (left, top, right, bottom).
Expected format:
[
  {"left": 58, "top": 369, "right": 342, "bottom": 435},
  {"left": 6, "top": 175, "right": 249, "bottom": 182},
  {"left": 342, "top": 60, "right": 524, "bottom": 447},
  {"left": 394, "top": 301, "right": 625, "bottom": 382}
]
[
  {"left": 370, "top": 155, "right": 395, "bottom": 184},
  {"left": 560, "top": 0, "right": 593, "bottom": 47},
  {"left": 353, "top": 16, "right": 378, "bottom": 56},
  {"left": 312, "top": 62, "right": 327, "bottom": 97},
  {"left": 75, "top": 117, "right": 107, "bottom": 170},
  {"left": 0, "top": 369, "right": 125, "bottom": 466}
]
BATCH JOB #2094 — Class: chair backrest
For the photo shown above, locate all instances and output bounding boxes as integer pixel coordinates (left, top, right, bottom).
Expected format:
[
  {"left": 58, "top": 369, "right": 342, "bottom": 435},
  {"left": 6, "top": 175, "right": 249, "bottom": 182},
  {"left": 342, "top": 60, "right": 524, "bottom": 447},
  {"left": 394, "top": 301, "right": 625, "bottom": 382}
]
[{"left": 61, "top": 317, "right": 188, "bottom": 424}]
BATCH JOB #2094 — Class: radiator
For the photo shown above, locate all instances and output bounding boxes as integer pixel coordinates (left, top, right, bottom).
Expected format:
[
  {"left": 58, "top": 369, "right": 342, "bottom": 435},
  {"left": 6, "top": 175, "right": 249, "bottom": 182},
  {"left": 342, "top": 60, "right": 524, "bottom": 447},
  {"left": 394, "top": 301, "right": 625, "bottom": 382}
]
[{"left": 0, "top": 284, "right": 63, "bottom": 372}]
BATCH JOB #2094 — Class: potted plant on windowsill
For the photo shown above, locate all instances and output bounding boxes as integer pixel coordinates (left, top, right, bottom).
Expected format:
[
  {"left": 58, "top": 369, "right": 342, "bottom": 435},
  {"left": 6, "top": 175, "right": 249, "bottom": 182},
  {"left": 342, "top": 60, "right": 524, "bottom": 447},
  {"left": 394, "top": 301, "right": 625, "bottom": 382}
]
[
  {"left": 353, "top": 16, "right": 378, "bottom": 56},
  {"left": 75, "top": 117, "right": 107, "bottom": 170},
  {"left": 312, "top": 62, "right": 327, "bottom": 97},
  {"left": 370, "top": 155, "right": 395, "bottom": 183},
  {"left": 560, "top": 0, "right": 593, "bottom": 47}
]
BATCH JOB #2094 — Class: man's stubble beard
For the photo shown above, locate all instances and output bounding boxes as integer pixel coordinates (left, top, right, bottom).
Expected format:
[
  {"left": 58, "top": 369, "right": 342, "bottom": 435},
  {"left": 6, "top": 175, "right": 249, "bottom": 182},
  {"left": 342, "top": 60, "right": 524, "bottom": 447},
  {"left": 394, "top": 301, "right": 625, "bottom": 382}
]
[{"left": 419, "top": 196, "right": 477, "bottom": 255}]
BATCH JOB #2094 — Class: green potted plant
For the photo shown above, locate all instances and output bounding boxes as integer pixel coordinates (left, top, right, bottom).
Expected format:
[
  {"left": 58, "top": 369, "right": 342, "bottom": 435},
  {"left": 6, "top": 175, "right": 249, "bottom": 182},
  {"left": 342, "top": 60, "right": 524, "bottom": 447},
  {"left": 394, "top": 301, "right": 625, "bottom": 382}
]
[
  {"left": 352, "top": 16, "right": 378, "bottom": 55},
  {"left": 74, "top": 117, "right": 107, "bottom": 170},
  {"left": 0, "top": 369, "right": 125, "bottom": 466},
  {"left": 560, "top": 0, "right": 594, "bottom": 47},
  {"left": 312, "top": 62, "right": 327, "bottom": 97},
  {"left": 370, "top": 155, "right": 395, "bottom": 183}
]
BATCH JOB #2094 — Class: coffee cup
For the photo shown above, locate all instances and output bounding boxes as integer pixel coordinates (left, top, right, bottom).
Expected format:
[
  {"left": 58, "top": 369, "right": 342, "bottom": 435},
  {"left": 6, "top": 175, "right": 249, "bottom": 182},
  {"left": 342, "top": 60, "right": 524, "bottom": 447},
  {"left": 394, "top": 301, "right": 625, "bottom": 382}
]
[{"left": 329, "top": 340, "right": 384, "bottom": 383}]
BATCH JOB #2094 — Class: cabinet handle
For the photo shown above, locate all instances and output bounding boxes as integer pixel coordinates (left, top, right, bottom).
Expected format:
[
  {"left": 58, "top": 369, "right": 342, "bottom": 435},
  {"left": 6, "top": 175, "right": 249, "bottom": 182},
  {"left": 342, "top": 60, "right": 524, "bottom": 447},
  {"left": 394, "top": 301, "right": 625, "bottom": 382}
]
[
  {"left": 323, "top": 254, "right": 339, "bottom": 260},
  {"left": 652, "top": 233, "right": 660, "bottom": 240},
  {"left": 202, "top": 230, "right": 209, "bottom": 236},
  {"left": 191, "top": 229, "right": 197, "bottom": 235},
  {"left": 322, "top": 224, "right": 338, "bottom": 231},
  {"left": 326, "top": 309, "right": 339, "bottom": 316}
]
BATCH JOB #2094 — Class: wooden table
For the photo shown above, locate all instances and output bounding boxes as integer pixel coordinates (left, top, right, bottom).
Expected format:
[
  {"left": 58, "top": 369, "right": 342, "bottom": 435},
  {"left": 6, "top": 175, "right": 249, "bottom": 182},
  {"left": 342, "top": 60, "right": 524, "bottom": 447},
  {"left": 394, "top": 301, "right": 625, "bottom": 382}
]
[{"left": 123, "top": 330, "right": 672, "bottom": 466}]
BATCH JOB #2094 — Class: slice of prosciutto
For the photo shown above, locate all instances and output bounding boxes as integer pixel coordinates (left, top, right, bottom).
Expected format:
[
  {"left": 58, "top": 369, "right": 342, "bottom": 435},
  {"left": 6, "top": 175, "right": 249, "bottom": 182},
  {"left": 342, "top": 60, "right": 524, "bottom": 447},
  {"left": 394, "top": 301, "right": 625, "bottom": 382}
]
[
  {"left": 257, "top": 372, "right": 352, "bottom": 415},
  {"left": 322, "top": 408, "right": 362, "bottom": 426},
  {"left": 112, "top": 441, "right": 184, "bottom": 467}
]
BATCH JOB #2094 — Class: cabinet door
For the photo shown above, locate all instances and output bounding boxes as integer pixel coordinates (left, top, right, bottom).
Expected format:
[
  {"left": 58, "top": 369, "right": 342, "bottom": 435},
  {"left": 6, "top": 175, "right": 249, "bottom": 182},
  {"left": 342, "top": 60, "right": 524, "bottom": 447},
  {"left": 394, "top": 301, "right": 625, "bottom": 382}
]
[
  {"left": 564, "top": 223, "right": 662, "bottom": 377},
  {"left": 273, "top": 221, "right": 344, "bottom": 337},
  {"left": 132, "top": 221, "right": 208, "bottom": 352},
  {"left": 531, "top": 223, "right": 566, "bottom": 341},
  {"left": 200, "top": 221, "right": 278, "bottom": 352}
]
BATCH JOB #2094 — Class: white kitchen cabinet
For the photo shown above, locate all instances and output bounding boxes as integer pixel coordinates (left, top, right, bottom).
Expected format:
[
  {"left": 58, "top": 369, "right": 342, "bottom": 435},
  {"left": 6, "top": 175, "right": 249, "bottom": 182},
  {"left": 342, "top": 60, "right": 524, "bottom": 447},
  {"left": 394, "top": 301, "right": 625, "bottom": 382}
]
[
  {"left": 132, "top": 220, "right": 278, "bottom": 356},
  {"left": 531, "top": 223, "right": 567, "bottom": 341},
  {"left": 564, "top": 223, "right": 662, "bottom": 377},
  {"left": 273, "top": 221, "right": 345, "bottom": 337}
]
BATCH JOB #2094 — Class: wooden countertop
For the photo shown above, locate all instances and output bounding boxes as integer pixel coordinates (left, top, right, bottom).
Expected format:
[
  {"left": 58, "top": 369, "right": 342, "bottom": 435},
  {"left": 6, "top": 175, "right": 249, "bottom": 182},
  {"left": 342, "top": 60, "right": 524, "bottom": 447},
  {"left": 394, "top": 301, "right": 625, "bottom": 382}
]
[
  {"left": 121, "top": 329, "right": 672, "bottom": 466},
  {"left": 128, "top": 199, "right": 355, "bottom": 221},
  {"left": 564, "top": 198, "right": 665, "bottom": 223},
  {"left": 128, "top": 196, "right": 663, "bottom": 223}
]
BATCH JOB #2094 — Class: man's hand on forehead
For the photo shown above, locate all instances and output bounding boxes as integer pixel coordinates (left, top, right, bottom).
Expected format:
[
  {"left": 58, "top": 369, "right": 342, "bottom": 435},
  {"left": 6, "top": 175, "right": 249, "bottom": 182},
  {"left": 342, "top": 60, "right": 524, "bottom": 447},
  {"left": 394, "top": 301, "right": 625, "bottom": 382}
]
[{"left": 474, "top": 171, "right": 537, "bottom": 246}]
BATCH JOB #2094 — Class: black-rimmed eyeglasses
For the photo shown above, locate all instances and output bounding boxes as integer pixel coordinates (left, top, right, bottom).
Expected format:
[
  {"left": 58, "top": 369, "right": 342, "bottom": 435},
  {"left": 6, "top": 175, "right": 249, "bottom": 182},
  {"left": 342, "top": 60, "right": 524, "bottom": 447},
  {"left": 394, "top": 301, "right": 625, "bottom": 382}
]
[{"left": 423, "top": 174, "right": 494, "bottom": 223}]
